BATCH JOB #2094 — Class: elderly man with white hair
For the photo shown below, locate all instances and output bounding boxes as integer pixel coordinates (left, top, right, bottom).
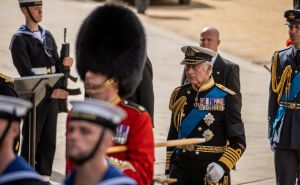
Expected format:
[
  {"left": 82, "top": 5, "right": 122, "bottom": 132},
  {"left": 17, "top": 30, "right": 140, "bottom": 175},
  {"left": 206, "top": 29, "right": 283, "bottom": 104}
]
[{"left": 165, "top": 46, "right": 246, "bottom": 185}]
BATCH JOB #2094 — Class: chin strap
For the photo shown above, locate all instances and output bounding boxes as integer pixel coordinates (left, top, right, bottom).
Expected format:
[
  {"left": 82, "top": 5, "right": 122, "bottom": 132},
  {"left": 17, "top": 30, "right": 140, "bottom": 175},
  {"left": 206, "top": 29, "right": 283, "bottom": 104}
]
[
  {"left": 71, "top": 128, "right": 106, "bottom": 165},
  {"left": 0, "top": 119, "right": 12, "bottom": 148},
  {"left": 26, "top": 7, "right": 38, "bottom": 23}
]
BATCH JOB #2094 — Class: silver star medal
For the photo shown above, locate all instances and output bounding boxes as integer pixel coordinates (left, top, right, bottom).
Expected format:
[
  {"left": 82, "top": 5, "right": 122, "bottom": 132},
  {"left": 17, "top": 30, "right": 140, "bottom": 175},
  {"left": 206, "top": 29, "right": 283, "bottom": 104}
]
[
  {"left": 202, "top": 129, "right": 214, "bottom": 141},
  {"left": 203, "top": 113, "right": 215, "bottom": 126}
]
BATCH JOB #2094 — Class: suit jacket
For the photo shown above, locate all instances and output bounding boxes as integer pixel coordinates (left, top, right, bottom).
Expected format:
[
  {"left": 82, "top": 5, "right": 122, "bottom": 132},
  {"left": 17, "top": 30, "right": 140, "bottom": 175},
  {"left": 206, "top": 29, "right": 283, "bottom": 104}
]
[
  {"left": 268, "top": 45, "right": 300, "bottom": 149},
  {"left": 181, "top": 54, "right": 241, "bottom": 109}
]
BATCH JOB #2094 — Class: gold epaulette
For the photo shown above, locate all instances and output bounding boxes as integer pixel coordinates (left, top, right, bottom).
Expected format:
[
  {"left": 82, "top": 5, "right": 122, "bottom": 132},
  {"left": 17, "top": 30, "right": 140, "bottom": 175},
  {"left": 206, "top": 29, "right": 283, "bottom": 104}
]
[
  {"left": 215, "top": 84, "right": 236, "bottom": 95},
  {"left": 169, "top": 86, "right": 187, "bottom": 130},
  {"left": 169, "top": 87, "right": 181, "bottom": 110},
  {"left": 0, "top": 73, "right": 14, "bottom": 83}
]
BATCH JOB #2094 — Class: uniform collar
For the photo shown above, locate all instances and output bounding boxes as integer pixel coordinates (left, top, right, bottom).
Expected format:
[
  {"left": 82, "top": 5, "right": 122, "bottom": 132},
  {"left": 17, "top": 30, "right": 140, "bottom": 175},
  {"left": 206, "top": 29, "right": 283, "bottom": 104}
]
[
  {"left": 192, "top": 77, "right": 215, "bottom": 92},
  {"left": 2, "top": 156, "right": 33, "bottom": 175},
  {"left": 16, "top": 24, "right": 46, "bottom": 43},
  {"left": 110, "top": 95, "right": 121, "bottom": 105}
]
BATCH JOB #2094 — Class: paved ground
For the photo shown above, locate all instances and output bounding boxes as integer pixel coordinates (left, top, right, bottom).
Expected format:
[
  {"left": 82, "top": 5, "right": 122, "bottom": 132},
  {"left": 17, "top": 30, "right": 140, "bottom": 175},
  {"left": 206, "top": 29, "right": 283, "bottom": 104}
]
[{"left": 0, "top": 0, "right": 276, "bottom": 184}]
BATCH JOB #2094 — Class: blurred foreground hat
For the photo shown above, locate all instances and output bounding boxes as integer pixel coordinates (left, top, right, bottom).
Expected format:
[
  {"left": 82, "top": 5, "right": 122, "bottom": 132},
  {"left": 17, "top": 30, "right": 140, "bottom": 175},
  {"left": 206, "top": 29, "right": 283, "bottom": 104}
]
[
  {"left": 180, "top": 46, "right": 216, "bottom": 65},
  {"left": 0, "top": 95, "right": 32, "bottom": 122},
  {"left": 19, "top": 0, "right": 42, "bottom": 7},
  {"left": 284, "top": 9, "right": 300, "bottom": 25},
  {"left": 70, "top": 99, "right": 127, "bottom": 132},
  {"left": 76, "top": 3, "right": 146, "bottom": 98}
]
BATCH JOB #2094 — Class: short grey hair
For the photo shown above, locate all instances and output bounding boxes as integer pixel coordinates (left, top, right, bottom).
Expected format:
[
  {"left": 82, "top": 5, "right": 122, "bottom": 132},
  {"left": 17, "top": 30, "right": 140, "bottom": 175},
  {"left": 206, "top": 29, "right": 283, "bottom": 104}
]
[{"left": 202, "top": 61, "right": 213, "bottom": 76}]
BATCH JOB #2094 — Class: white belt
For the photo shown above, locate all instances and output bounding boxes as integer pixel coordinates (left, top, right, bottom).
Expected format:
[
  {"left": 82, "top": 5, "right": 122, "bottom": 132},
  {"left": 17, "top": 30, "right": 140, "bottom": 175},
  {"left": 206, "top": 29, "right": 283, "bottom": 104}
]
[{"left": 31, "top": 66, "right": 56, "bottom": 75}]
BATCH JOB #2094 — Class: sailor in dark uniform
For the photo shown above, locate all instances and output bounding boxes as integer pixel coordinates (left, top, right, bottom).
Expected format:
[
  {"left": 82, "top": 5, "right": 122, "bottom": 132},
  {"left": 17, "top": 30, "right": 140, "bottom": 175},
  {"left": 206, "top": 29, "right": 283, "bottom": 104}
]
[
  {"left": 10, "top": 0, "right": 73, "bottom": 180},
  {"left": 0, "top": 95, "right": 46, "bottom": 185},
  {"left": 268, "top": 9, "right": 300, "bottom": 185},
  {"left": 166, "top": 46, "right": 246, "bottom": 185},
  {"left": 64, "top": 99, "right": 137, "bottom": 185}
]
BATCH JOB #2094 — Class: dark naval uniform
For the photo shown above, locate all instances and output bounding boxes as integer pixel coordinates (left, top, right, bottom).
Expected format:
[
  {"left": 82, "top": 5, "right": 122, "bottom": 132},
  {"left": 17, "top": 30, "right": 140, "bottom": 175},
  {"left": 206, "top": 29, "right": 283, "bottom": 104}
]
[
  {"left": 10, "top": 25, "right": 62, "bottom": 176},
  {"left": 166, "top": 78, "right": 246, "bottom": 185},
  {"left": 0, "top": 157, "right": 46, "bottom": 185},
  {"left": 268, "top": 45, "right": 300, "bottom": 185},
  {"left": 64, "top": 164, "right": 137, "bottom": 185}
]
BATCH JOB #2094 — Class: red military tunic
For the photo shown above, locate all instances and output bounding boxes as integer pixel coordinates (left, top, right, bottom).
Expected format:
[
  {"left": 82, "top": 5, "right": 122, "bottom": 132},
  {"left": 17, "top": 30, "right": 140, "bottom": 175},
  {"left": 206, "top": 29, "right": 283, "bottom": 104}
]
[
  {"left": 109, "top": 97, "right": 154, "bottom": 185},
  {"left": 66, "top": 96, "right": 154, "bottom": 185}
]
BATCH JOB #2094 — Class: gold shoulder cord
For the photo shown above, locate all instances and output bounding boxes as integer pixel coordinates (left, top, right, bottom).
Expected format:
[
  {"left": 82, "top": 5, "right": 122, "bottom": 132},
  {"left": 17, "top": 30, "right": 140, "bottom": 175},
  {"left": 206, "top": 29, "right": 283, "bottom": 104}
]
[
  {"left": 169, "top": 88, "right": 187, "bottom": 131},
  {"left": 271, "top": 51, "right": 293, "bottom": 103}
]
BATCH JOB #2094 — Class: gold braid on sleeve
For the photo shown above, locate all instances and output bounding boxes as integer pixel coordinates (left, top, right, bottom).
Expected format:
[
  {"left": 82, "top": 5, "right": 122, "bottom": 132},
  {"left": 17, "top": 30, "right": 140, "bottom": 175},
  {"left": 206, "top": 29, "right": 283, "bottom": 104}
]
[{"left": 271, "top": 51, "right": 293, "bottom": 103}]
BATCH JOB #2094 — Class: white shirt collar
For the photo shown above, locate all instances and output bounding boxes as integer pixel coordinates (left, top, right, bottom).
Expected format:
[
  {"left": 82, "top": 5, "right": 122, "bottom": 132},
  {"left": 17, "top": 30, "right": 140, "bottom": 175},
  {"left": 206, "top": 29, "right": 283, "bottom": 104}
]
[{"left": 211, "top": 52, "right": 219, "bottom": 65}]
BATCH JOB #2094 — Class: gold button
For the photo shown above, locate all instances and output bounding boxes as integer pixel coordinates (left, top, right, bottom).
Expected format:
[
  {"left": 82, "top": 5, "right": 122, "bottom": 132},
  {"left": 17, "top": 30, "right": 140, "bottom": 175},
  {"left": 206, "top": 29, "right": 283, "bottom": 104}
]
[
  {"left": 198, "top": 127, "right": 202, "bottom": 131},
  {"left": 187, "top": 91, "right": 190, "bottom": 94},
  {"left": 46, "top": 68, "right": 51, "bottom": 74},
  {"left": 195, "top": 151, "right": 199, "bottom": 155},
  {"left": 288, "top": 102, "right": 297, "bottom": 109}
]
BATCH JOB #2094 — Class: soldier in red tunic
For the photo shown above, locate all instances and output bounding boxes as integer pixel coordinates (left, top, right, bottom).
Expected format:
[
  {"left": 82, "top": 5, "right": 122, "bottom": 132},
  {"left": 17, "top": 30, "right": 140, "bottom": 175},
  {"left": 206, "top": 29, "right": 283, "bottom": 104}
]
[{"left": 66, "top": 4, "right": 154, "bottom": 185}]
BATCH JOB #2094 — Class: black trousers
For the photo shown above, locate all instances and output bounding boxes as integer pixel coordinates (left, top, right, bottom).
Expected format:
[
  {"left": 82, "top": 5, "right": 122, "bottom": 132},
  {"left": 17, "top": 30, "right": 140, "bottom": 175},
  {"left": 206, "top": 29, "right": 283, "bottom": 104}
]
[
  {"left": 170, "top": 155, "right": 230, "bottom": 185},
  {"left": 274, "top": 148, "right": 300, "bottom": 185},
  {"left": 21, "top": 99, "right": 58, "bottom": 176}
]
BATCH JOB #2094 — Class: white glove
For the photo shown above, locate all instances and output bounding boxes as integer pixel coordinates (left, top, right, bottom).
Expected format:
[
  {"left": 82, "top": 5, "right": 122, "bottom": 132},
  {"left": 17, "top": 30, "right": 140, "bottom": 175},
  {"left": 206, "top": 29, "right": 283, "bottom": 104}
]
[{"left": 206, "top": 162, "right": 225, "bottom": 183}]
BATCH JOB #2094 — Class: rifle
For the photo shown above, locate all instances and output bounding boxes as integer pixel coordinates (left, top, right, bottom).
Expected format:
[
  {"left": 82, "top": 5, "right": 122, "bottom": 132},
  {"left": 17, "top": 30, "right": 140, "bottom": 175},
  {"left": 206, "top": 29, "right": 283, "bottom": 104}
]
[{"left": 58, "top": 28, "right": 81, "bottom": 113}]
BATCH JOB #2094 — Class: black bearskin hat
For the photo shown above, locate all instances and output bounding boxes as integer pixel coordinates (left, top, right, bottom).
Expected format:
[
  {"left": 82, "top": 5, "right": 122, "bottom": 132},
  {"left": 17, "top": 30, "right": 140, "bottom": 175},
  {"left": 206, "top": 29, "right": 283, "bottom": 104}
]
[{"left": 76, "top": 3, "right": 146, "bottom": 98}]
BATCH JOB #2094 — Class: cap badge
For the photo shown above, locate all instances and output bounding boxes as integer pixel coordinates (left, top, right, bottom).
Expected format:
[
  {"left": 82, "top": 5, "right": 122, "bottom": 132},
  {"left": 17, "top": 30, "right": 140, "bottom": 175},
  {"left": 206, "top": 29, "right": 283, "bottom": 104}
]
[
  {"left": 185, "top": 47, "right": 195, "bottom": 57},
  {"left": 289, "top": 13, "right": 296, "bottom": 20}
]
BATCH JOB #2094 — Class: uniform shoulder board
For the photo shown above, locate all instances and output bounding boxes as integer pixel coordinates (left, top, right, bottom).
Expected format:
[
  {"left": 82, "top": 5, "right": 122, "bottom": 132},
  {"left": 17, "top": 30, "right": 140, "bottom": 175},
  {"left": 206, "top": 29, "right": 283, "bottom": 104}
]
[
  {"left": 169, "top": 85, "right": 185, "bottom": 110},
  {"left": 277, "top": 45, "right": 292, "bottom": 53},
  {"left": 0, "top": 73, "right": 13, "bottom": 83},
  {"left": 215, "top": 83, "right": 236, "bottom": 95},
  {"left": 122, "top": 100, "right": 146, "bottom": 113}
]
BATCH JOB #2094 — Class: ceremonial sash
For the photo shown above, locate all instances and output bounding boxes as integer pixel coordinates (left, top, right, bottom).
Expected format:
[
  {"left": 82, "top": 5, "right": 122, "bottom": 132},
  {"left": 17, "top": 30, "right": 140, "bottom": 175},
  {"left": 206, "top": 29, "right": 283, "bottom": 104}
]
[
  {"left": 272, "top": 72, "right": 300, "bottom": 143},
  {"left": 178, "top": 87, "right": 227, "bottom": 139}
]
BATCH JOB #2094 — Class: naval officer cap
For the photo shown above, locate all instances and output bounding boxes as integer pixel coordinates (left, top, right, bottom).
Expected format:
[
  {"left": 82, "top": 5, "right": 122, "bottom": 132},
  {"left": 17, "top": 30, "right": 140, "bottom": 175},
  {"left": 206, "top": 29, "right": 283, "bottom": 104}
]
[
  {"left": 284, "top": 9, "right": 300, "bottom": 25},
  {"left": 0, "top": 95, "right": 32, "bottom": 122},
  {"left": 70, "top": 99, "right": 127, "bottom": 132},
  {"left": 19, "top": 0, "right": 42, "bottom": 7},
  {"left": 180, "top": 46, "right": 216, "bottom": 65}
]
